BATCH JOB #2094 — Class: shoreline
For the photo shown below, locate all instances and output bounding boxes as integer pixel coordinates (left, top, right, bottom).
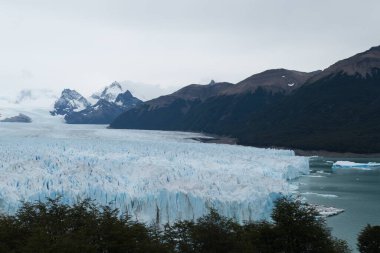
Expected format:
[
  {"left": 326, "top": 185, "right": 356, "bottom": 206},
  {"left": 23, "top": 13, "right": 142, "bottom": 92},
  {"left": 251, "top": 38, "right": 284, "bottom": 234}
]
[
  {"left": 194, "top": 135, "right": 380, "bottom": 158},
  {"left": 293, "top": 149, "right": 380, "bottom": 158},
  {"left": 188, "top": 136, "right": 238, "bottom": 145}
]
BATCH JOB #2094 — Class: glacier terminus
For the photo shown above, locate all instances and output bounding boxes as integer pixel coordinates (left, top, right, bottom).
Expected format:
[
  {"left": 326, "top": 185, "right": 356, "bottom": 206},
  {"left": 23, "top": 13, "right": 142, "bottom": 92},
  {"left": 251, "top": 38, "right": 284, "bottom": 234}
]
[{"left": 0, "top": 123, "right": 309, "bottom": 224}]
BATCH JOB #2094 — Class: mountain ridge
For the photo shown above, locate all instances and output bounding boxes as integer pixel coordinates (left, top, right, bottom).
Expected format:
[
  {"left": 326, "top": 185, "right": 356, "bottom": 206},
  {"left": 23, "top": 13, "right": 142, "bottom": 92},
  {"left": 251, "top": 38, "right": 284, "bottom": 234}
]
[
  {"left": 110, "top": 45, "right": 380, "bottom": 153},
  {"left": 308, "top": 45, "right": 380, "bottom": 83},
  {"left": 51, "top": 82, "right": 142, "bottom": 124}
]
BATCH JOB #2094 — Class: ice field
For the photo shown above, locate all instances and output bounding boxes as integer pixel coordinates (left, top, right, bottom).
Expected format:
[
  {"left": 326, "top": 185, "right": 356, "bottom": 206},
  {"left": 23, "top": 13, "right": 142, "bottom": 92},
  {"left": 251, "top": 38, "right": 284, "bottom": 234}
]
[{"left": 0, "top": 123, "right": 309, "bottom": 224}]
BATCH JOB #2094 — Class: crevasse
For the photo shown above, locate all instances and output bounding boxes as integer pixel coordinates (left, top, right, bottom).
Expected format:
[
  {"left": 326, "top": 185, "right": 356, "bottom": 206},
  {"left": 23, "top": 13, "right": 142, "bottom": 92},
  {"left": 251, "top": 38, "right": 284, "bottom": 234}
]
[{"left": 0, "top": 124, "right": 309, "bottom": 224}]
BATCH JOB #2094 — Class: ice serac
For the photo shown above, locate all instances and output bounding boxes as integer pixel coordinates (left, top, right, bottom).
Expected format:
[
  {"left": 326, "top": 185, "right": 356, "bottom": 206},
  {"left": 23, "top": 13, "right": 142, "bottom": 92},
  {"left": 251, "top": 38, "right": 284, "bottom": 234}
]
[{"left": 0, "top": 124, "right": 309, "bottom": 224}]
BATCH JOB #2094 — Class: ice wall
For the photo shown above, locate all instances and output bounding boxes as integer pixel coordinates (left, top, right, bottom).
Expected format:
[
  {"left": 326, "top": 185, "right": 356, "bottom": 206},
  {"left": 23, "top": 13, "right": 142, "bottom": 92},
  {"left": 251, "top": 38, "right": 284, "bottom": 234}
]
[{"left": 0, "top": 124, "right": 309, "bottom": 224}]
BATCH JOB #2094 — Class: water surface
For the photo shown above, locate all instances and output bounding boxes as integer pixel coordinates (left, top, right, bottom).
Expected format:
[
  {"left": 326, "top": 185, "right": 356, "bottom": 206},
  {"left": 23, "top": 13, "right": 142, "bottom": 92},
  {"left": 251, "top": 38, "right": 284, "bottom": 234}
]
[{"left": 298, "top": 157, "right": 380, "bottom": 252}]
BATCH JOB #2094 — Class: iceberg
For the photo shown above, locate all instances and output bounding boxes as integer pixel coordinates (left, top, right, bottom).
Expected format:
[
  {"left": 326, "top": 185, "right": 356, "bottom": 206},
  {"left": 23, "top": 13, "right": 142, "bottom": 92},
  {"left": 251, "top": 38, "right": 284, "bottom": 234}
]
[
  {"left": 310, "top": 204, "right": 344, "bottom": 217},
  {"left": 332, "top": 161, "right": 380, "bottom": 170},
  {"left": 0, "top": 123, "right": 309, "bottom": 224},
  {"left": 302, "top": 192, "right": 338, "bottom": 198}
]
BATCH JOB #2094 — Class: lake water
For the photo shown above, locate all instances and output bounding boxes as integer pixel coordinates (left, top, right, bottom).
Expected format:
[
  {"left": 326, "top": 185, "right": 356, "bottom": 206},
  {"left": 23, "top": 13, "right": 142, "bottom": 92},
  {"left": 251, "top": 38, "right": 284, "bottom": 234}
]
[
  {"left": 298, "top": 157, "right": 380, "bottom": 252},
  {"left": 0, "top": 122, "right": 378, "bottom": 251}
]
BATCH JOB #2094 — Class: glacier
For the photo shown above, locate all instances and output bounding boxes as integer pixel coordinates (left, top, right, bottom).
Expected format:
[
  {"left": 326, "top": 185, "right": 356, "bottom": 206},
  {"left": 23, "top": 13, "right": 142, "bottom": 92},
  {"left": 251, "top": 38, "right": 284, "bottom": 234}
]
[{"left": 0, "top": 123, "right": 309, "bottom": 224}]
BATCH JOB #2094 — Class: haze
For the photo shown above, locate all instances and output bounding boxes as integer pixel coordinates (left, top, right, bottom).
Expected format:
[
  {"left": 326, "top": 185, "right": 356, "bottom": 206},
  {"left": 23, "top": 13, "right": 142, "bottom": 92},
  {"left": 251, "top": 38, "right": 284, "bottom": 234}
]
[{"left": 1, "top": 0, "right": 379, "bottom": 97}]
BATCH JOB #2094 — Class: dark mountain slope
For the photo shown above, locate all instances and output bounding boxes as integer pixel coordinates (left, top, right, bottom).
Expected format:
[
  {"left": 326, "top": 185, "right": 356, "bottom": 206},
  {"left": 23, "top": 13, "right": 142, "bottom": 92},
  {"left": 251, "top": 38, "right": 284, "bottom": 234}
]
[
  {"left": 147, "top": 81, "right": 233, "bottom": 108},
  {"left": 110, "top": 70, "right": 316, "bottom": 132},
  {"left": 65, "top": 99, "right": 124, "bottom": 124},
  {"left": 111, "top": 46, "right": 380, "bottom": 153},
  {"left": 308, "top": 45, "right": 380, "bottom": 83},
  {"left": 235, "top": 46, "right": 380, "bottom": 153},
  {"left": 110, "top": 82, "right": 234, "bottom": 129},
  {"left": 239, "top": 69, "right": 380, "bottom": 153},
  {"left": 223, "top": 69, "right": 321, "bottom": 95},
  {"left": 111, "top": 99, "right": 202, "bottom": 130},
  {"left": 180, "top": 88, "right": 286, "bottom": 134}
]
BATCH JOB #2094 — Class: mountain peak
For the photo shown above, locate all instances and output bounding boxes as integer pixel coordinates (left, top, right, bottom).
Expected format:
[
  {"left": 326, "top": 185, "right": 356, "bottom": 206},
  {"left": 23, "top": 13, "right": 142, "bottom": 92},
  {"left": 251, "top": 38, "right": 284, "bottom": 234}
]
[
  {"left": 123, "top": 90, "right": 133, "bottom": 97},
  {"left": 89, "top": 81, "right": 125, "bottom": 104},
  {"left": 368, "top": 45, "right": 380, "bottom": 52},
  {"left": 109, "top": 81, "right": 122, "bottom": 89},
  {"left": 224, "top": 69, "right": 319, "bottom": 95},
  {"left": 309, "top": 45, "right": 380, "bottom": 83},
  {"left": 65, "top": 89, "right": 142, "bottom": 124},
  {"left": 62, "top": 88, "right": 81, "bottom": 96},
  {"left": 51, "top": 89, "right": 90, "bottom": 116},
  {"left": 115, "top": 90, "right": 142, "bottom": 107}
]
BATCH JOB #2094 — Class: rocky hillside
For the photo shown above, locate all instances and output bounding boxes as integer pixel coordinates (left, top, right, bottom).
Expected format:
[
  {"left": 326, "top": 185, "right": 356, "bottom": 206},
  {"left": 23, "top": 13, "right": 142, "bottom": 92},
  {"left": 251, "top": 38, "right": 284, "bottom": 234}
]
[
  {"left": 110, "top": 69, "right": 317, "bottom": 132},
  {"left": 111, "top": 46, "right": 380, "bottom": 153}
]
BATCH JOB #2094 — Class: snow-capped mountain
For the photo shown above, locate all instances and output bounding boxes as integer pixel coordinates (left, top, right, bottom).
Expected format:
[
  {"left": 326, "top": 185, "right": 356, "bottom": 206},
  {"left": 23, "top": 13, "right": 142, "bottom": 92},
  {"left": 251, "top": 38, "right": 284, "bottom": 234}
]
[
  {"left": 65, "top": 94, "right": 140, "bottom": 124},
  {"left": 89, "top": 81, "right": 144, "bottom": 105},
  {"left": 51, "top": 82, "right": 143, "bottom": 124},
  {"left": 51, "top": 89, "right": 90, "bottom": 116},
  {"left": 115, "top": 90, "right": 142, "bottom": 108},
  {"left": 90, "top": 81, "right": 124, "bottom": 104}
]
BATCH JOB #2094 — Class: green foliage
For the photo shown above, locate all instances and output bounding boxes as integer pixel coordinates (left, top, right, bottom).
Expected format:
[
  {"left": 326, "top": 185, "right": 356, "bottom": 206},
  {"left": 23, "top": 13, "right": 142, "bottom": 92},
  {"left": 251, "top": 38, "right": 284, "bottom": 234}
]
[
  {"left": 271, "top": 198, "right": 350, "bottom": 253},
  {"left": 0, "top": 198, "right": 168, "bottom": 253},
  {"left": 0, "top": 197, "right": 353, "bottom": 253},
  {"left": 163, "top": 209, "right": 243, "bottom": 253},
  {"left": 357, "top": 225, "right": 380, "bottom": 253}
]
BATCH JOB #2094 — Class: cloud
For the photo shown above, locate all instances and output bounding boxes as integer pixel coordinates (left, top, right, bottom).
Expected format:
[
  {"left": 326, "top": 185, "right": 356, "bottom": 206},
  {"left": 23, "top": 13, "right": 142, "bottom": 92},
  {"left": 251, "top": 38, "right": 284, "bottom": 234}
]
[
  {"left": 21, "top": 69, "right": 33, "bottom": 80},
  {"left": 118, "top": 80, "right": 177, "bottom": 101},
  {"left": 0, "top": 0, "right": 379, "bottom": 96}
]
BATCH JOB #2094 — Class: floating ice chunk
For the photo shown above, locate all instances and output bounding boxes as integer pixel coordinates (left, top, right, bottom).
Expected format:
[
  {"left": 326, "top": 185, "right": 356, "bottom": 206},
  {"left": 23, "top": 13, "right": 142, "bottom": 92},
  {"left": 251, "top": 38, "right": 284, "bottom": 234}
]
[
  {"left": 311, "top": 204, "right": 344, "bottom": 217},
  {"left": 302, "top": 192, "right": 338, "bottom": 198},
  {"left": 332, "top": 161, "right": 380, "bottom": 170}
]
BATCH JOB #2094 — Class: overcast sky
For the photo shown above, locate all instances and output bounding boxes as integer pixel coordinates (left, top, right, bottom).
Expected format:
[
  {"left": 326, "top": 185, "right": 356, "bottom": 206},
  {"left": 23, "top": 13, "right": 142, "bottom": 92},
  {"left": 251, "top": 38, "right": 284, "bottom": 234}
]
[{"left": 1, "top": 0, "right": 380, "bottom": 97}]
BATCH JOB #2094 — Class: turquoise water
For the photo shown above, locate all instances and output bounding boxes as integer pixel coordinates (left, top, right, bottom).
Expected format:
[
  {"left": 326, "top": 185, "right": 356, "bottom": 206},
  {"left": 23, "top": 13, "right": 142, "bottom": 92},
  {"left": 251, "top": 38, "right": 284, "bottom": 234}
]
[{"left": 298, "top": 157, "right": 380, "bottom": 252}]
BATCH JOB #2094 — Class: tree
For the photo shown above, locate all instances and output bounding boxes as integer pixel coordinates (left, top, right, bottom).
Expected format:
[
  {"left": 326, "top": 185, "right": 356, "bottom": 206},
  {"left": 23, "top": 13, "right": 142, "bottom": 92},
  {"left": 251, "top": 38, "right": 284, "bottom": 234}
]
[
  {"left": 0, "top": 198, "right": 171, "bottom": 253},
  {"left": 271, "top": 197, "right": 350, "bottom": 253},
  {"left": 0, "top": 197, "right": 351, "bottom": 253},
  {"left": 163, "top": 208, "right": 242, "bottom": 253},
  {"left": 358, "top": 225, "right": 380, "bottom": 253}
]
